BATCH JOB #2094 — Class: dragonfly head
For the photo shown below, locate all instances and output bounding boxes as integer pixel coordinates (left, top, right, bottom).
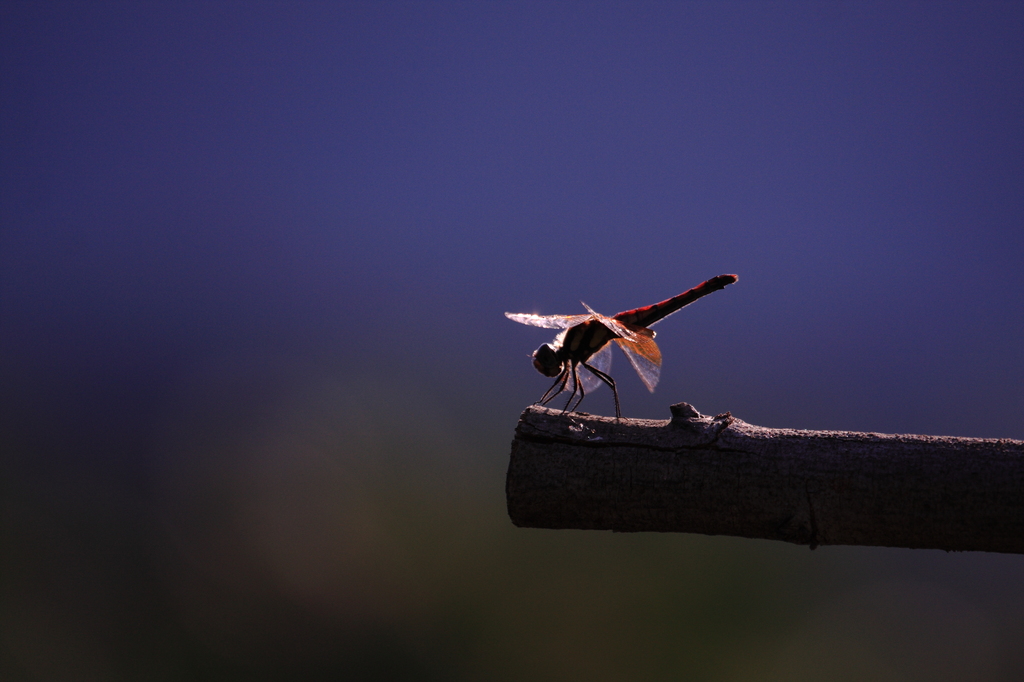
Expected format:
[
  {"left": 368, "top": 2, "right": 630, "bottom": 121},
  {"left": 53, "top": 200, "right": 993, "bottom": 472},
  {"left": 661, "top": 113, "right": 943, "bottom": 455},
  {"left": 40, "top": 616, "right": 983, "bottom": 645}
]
[{"left": 532, "top": 343, "right": 563, "bottom": 377}]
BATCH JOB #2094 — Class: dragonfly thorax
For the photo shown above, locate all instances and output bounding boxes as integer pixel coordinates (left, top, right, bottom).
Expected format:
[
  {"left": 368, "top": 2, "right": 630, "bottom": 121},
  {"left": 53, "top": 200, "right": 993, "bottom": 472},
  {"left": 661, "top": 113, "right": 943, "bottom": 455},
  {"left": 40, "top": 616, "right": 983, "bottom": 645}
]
[{"left": 531, "top": 343, "right": 564, "bottom": 377}]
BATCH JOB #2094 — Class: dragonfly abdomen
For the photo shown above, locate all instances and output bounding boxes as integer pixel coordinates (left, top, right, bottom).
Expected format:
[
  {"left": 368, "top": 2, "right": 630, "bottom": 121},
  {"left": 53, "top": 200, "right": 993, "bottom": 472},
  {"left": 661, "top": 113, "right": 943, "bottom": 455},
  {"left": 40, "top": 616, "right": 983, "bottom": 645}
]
[{"left": 614, "top": 274, "right": 738, "bottom": 328}]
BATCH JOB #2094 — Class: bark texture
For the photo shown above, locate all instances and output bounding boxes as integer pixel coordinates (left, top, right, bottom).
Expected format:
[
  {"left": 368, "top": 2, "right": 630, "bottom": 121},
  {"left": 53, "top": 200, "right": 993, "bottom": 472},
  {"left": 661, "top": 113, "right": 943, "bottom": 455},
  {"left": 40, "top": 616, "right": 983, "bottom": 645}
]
[{"left": 506, "top": 404, "right": 1024, "bottom": 553}]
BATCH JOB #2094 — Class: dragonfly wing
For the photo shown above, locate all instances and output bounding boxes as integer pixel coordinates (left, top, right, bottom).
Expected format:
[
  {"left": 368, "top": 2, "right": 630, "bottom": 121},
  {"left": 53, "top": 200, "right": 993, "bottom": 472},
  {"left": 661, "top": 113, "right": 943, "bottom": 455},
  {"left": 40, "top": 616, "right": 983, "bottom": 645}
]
[
  {"left": 505, "top": 312, "right": 592, "bottom": 329},
  {"left": 578, "top": 341, "right": 612, "bottom": 394},
  {"left": 580, "top": 302, "right": 640, "bottom": 342},
  {"left": 614, "top": 335, "right": 662, "bottom": 392}
]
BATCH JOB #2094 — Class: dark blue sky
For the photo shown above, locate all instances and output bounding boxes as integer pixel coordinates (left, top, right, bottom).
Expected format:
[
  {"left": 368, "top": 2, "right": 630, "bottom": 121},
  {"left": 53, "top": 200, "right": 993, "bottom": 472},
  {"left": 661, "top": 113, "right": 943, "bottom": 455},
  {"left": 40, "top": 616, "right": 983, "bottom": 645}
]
[
  {"left": 3, "top": 2, "right": 1021, "bottom": 438},
  {"left": 2, "top": 3, "right": 1024, "bottom": 679}
]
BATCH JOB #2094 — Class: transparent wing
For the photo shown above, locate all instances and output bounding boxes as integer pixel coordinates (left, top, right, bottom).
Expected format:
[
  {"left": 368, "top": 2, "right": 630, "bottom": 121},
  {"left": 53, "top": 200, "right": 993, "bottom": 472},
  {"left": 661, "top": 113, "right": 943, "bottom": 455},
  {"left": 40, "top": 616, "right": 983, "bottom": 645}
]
[
  {"left": 580, "top": 302, "right": 641, "bottom": 342},
  {"left": 614, "top": 334, "right": 662, "bottom": 392},
  {"left": 577, "top": 341, "right": 612, "bottom": 394},
  {"left": 504, "top": 311, "right": 593, "bottom": 329}
]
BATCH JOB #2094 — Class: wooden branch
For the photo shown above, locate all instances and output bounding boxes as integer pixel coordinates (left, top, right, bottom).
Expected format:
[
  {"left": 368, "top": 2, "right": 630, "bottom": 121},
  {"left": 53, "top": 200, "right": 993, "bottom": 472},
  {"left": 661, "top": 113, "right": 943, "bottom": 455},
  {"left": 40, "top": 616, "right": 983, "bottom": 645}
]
[{"left": 506, "top": 404, "right": 1024, "bottom": 554}]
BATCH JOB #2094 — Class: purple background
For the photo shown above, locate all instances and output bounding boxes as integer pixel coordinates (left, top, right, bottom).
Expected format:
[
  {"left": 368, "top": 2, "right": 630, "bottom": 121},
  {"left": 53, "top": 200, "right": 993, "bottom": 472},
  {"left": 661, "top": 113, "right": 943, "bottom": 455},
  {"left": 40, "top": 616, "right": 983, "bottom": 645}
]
[{"left": 2, "top": 2, "right": 1022, "bottom": 679}]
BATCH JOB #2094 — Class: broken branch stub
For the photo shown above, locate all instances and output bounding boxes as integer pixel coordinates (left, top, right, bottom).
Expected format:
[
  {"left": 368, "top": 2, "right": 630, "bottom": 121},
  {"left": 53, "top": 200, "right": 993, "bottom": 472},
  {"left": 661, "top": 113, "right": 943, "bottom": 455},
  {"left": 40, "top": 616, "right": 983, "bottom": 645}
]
[{"left": 506, "top": 404, "right": 1024, "bottom": 554}]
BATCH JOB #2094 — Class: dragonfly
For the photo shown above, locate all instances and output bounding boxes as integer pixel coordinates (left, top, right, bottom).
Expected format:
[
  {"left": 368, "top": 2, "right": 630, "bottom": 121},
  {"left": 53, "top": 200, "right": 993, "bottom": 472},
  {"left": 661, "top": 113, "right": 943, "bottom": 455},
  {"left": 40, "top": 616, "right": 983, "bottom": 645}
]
[{"left": 505, "top": 274, "right": 738, "bottom": 418}]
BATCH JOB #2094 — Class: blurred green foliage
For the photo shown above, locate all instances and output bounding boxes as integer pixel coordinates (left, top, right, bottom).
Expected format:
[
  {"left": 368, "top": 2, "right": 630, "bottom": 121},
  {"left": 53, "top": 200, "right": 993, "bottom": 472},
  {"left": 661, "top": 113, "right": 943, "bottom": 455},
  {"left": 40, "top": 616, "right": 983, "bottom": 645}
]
[{"left": 3, "top": 362, "right": 1019, "bottom": 681}]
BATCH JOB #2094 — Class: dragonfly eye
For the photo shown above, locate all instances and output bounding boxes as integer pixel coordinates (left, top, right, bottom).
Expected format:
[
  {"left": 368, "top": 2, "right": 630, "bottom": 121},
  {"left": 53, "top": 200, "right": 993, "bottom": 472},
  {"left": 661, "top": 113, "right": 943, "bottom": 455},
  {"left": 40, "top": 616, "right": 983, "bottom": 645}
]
[{"left": 532, "top": 343, "right": 563, "bottom": 377}]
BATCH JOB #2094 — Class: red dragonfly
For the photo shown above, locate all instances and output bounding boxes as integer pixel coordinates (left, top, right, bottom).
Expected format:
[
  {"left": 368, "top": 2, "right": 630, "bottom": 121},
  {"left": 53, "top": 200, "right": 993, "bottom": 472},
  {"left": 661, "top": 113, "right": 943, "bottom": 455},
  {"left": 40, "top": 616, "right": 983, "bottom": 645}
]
[{"left": 505, "top": 274, "right": 737, "bottom": 418}]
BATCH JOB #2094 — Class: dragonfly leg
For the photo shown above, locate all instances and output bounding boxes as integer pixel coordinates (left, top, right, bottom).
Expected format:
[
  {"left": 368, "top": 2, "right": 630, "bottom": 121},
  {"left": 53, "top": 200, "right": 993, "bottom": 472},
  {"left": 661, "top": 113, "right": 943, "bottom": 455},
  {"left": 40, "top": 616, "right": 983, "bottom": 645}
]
[
  {"left": 538, "top": 368, "right": 570, "bottom": 407},
  {"left": 582, "top": 361, "right": 620, "bottom": 419},
  {"left": 566, "top": 363, "right": 588, "bottom": 414},
  {"left": 561, "top": 363, "right": 581, "bottom": 414}
]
